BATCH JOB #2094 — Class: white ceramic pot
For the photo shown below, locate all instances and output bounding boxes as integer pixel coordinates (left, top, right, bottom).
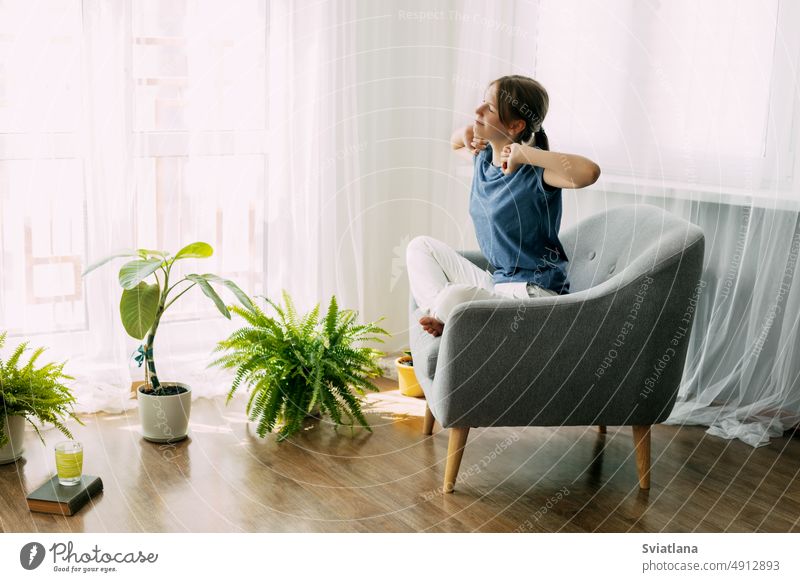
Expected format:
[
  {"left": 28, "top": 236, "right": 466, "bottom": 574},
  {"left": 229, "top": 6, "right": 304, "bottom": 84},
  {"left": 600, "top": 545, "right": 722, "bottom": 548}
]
[
  {"left": 137, "top": 382, "right": 192, "bottom": 443},
  {"left": 0, "top": 415, "right": 26, "bottom": 464}
]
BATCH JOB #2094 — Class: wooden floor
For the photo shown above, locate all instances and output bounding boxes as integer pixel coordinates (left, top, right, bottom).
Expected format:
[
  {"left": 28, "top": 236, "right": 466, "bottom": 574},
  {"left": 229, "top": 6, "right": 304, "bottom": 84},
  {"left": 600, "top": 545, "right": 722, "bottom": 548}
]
[{"left": 2, "top": 377, "right": 799, "bottom": 533}]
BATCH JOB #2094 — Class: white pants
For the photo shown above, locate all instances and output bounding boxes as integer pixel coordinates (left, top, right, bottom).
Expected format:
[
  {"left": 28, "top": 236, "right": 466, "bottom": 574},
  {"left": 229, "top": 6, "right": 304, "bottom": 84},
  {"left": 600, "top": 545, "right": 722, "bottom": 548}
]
[{"left": 406, "top": 235, "right": 558, "bottom": 323}]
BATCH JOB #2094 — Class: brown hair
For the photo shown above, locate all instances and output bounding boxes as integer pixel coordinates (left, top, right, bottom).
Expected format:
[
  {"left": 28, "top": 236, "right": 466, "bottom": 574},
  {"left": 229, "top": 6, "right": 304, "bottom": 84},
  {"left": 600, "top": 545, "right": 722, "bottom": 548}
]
[{"left": 490, "top": 75, "right": 550, "bottom": 151}]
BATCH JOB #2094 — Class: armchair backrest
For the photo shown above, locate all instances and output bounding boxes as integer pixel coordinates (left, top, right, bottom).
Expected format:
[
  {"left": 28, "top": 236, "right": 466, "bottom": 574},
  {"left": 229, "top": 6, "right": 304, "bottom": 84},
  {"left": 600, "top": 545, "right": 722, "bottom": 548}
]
[{"left": 560, "top": 203, "right": 704, "bottom": 294}]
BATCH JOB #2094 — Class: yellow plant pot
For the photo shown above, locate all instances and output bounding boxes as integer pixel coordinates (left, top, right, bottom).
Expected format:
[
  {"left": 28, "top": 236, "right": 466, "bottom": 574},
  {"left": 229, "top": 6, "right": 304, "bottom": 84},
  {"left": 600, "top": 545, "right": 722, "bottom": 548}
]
[{"left": 396, "top": 355, "right": 424, "bottom": 398}]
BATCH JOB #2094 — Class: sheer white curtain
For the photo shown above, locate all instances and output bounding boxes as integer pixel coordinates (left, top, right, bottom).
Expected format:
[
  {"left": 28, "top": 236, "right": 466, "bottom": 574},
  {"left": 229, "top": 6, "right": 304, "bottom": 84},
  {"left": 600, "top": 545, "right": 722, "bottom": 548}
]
[
  {"left": 0, "top": 0, "right": 364, "bottom": 413},
  {"left": 0, "top": 0, "right": 135, "bottom": 414},
  {"left": 76, "top": 0, "right": 138, "bottom": 413},
  {"left": 446, "top": 0, "right": 800, "bottom": 446},
  {"left": 659, "top": 199, "right": 800, "bottom": 447},
  {"left": 266, "top": 0, "right": 365, "bottom": 315}
]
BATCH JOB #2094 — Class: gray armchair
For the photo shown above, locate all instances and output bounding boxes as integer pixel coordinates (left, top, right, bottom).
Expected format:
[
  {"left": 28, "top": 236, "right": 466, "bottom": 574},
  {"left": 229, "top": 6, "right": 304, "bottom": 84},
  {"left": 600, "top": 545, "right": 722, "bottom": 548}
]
[{"left": 409, "top": 203, "right": 705, "bottom": 493}]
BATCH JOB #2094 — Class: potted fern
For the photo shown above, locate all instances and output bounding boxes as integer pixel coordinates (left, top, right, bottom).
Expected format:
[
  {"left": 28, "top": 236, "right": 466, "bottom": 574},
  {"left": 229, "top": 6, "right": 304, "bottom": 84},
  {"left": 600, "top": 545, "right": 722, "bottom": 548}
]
[
  {"left": 0, "top": 332, "right": 82, "bottom": 464},
  {"left": 209, "top": 291, "right": 390, "bottom": 441},
  {"left": 82, "top": 242, "right": 254, "bottom": 443}
]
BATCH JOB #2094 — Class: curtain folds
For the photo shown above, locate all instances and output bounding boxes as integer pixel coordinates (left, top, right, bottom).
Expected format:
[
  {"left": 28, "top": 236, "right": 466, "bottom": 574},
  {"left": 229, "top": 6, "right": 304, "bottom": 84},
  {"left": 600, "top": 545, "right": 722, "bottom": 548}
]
[
  {"left": 266, "top": 0, "right": 365, "bottom": 316},
  {"left": 659, "top": 200, "right": 800, "bottom": 446}
]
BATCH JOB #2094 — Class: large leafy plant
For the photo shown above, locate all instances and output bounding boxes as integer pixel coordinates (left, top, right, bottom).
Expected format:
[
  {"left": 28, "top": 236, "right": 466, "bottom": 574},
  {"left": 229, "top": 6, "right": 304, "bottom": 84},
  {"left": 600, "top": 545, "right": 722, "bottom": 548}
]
[
  {"left": 0, "top": 331, "right": 82, "bottom": 447},
  {"left": 209, "top": 291, "right": 390, "bottom": 441},
  {"left": 83, "top": 243, "right": 254, "bottom": 395}
]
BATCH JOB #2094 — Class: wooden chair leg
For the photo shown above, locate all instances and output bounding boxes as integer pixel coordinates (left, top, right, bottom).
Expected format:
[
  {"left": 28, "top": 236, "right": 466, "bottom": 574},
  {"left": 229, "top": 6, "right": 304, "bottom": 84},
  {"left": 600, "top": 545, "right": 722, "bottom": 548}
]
[
  {"left": 443, "top": 427, "right": 470, "bottom": 494},
  {"left": 598, "top": 425, "right": 607, "bottom": 434},
  {"left": 423, "top": 403, "right": 435, "bottom": 435},
  {"left": 632, "top": 425, "right": 651, "bottom": 489}
]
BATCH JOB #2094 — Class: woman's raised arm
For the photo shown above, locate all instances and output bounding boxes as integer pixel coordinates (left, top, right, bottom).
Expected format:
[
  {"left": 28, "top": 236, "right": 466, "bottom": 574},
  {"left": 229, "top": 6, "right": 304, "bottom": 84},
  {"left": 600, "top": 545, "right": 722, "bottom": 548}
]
[
  {"left": 451, "top": 125, "right": 487, "bottom": 161},
  {"left": 451, "top": 125, "right": 471, "bottom": 150},
  {"left": 502, "top": 143, "right": 600, "bottom": 189}
]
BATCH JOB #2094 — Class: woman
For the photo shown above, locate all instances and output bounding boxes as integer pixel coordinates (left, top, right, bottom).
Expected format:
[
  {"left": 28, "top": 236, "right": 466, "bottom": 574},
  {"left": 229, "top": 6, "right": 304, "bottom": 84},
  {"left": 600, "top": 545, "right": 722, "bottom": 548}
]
[{"left": 407, "top": 75, "right": 601, "bottom": 337}]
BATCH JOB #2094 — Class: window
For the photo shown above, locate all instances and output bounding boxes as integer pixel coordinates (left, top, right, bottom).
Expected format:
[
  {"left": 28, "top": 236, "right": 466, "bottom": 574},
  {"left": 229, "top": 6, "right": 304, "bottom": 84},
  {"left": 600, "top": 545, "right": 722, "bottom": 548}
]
[
  {"left": 0, "top": 0, "right": 269, "bottom": 338},
  {"left": 0, "top": 0, "right": 86, "bottom": 335},
  {"left": 132, "top": 0, "right": 268, "bottom": 322},
  {"left": 531, "top": 0, "right": 795, "bottom": 201}
]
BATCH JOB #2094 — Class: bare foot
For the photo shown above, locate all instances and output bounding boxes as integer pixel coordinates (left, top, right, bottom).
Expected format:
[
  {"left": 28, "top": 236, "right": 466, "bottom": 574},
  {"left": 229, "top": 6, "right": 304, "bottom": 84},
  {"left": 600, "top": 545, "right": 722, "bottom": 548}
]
[{"left": 419, "top": 316, "right": 444, "bottom": 337}]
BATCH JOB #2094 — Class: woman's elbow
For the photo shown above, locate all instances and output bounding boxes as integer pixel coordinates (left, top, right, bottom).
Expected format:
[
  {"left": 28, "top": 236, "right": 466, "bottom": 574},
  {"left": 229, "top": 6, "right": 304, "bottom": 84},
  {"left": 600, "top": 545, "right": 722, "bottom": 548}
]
[
  {"left": 579, "top": 162, "right": 601, "bottom": 188},
  {"left": 588, "top": 163, "right": 601, "bottom": 185}
]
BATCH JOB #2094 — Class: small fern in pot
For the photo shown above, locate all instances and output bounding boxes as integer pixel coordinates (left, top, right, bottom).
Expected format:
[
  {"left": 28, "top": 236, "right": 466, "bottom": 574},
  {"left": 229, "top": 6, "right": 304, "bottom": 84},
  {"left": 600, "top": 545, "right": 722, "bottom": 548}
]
[
  {"left": 0, "top": 331, "right": 82, "bottom": 463},
  {"left": 209, "top": 291, "right": 390, "bottom": 441}
]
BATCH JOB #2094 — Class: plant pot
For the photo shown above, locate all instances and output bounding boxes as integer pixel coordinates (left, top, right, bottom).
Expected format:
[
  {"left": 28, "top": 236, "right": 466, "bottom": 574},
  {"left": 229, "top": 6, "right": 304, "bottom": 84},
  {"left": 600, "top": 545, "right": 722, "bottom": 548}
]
[
  {"left": 396, "top": 356, "right": 424, "bottom": 398},
  {"left": 0, "top": 415, "right": 26, "bottom": 464},
  {"left": 137, "top": 382, "right": 192, "bottom": 443}
]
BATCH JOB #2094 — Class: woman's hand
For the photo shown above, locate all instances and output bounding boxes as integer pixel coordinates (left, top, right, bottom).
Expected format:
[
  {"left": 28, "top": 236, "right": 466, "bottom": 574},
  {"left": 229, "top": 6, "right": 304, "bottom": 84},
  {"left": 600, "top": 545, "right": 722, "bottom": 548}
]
[
  {"left": 464, "top": 126, "right": 488, "bottom": 156},
  {"left": 501, "top": 143, "right": 522, "bottom": 174}
]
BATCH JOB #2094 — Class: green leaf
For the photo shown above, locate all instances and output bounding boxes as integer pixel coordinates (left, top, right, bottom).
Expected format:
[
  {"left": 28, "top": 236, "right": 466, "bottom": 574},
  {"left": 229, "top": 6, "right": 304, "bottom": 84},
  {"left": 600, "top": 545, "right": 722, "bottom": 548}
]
[
  {"left": 82, "top": 250, "right": 140, "bottom": 277},
  {"left": 118, "top": 259, "right": 164, "bottom": 290},
  {"left": 138, "top": 248, "right": 168, "bottom": 259},
  {"left": 120, "top": 282, "right": 161, "bottom": 339},
  {"left": 324, "top": 295, "right": 338, "bottom": 339},
  {"left": 173, "top": 242, "right": 213, "bottom": 261},
  {"left": 187, "top": 274, "right": 230, "bottom": 319},
  {"left": 200, "top": 274, "right": 256, "bottom": 311}
]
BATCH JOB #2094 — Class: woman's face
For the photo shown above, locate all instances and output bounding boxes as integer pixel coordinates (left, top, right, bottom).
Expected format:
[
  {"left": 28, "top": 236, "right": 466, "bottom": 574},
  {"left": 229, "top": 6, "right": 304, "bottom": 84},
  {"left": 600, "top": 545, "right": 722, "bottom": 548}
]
[{"left": 474, "top": 83, "right": 519, "bottom": 141}]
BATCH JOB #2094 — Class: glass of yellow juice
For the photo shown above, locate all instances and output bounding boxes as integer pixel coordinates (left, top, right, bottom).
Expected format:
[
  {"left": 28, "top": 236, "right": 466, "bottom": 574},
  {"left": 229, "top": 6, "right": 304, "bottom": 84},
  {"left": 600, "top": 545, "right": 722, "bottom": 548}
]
[{"left": 55, "top": 441, "right": 83, "bottom": 486}]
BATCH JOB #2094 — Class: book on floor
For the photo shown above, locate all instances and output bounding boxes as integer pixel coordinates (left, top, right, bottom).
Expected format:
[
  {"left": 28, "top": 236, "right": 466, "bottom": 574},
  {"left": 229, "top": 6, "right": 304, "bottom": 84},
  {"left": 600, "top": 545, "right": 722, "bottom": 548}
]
[{"left": 26, "top": 475, "right": 103, "bottom": 516}]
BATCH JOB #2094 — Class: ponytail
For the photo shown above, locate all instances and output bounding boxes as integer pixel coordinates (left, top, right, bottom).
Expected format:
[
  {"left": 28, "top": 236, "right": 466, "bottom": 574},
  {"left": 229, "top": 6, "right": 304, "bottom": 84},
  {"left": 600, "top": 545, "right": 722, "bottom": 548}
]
[{"left": 534, "top": 127, "right": 549, "bottom": 151}]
